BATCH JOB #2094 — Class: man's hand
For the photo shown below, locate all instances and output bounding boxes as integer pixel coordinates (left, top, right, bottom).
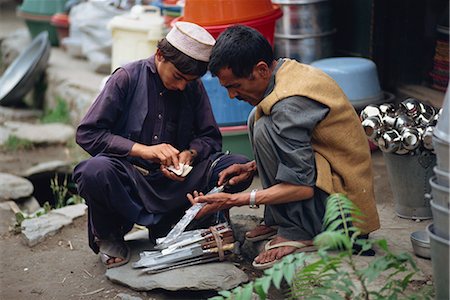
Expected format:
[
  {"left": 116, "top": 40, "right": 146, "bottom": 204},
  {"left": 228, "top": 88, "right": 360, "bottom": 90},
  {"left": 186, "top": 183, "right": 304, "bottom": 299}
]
[
  {"left": 178, "top": 149, "right": 197, "bottom": 166},
  {"left": 187, "top": 190, "right": 241, "bottom": 219},
  {"left": 130, "top": 143, "right": 180, "bottom": 167},
  {"left": 217, "top": 160, "right": 257, "bottom": 186}
]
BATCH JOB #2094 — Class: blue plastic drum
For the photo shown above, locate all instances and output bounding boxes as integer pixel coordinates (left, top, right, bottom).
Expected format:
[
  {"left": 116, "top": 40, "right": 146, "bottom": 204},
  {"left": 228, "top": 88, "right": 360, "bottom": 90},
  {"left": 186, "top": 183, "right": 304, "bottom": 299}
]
[{"left": 201, "top": 72, "right": 253, "bottom": 126}]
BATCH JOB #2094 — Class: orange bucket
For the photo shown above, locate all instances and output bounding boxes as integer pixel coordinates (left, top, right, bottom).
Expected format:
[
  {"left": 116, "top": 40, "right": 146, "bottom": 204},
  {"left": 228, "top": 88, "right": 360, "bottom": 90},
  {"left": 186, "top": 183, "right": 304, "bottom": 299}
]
[
  {"left": 182, "top": 0, "right": 278, "bottom": 26},
  {"left": 172, "top": 7, "right": 282, "bottom": 47}
]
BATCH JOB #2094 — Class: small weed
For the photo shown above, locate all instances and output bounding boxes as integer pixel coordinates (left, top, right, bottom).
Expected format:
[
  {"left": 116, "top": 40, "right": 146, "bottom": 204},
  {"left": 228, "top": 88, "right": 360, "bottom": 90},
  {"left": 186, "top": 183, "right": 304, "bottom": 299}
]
[
  {"left": 41, "top": 96, "right": 70, "bottom": 124},
  {"left": 50, "top": 173, "right": 85, "bottom": 209},
  {"left": 3, "top": 135, "right": 34, "bottom": 151}
]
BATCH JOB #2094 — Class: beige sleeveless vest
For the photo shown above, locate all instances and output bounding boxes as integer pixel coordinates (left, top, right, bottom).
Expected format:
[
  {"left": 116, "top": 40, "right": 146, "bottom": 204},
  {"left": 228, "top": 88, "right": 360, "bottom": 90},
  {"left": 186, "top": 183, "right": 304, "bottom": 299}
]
[{"left": 256, "top": 59, "right": 380, "bottom": 234}]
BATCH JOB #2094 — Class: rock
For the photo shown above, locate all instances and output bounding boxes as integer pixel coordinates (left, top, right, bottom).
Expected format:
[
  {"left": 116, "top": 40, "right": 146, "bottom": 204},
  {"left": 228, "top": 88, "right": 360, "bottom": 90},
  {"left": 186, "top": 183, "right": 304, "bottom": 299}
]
[
  {"left": 0, "top": 106, "right": 42, "bottom": 123},
  {"left": 0, "top": 126, "right": 11, "bottom": 145},
  {"left": 106, "top": 240, "right": 248, "bottom": 292},
  {"left": 0, "top": 173, "right": 34, "bottom": 201},
  {"left": 4, "top": 121, "right": 75, "bottom": 144},
  {"left": 230, "top": 214, "right": 262, "bottom": 244},
  {"left": 52, "top": 203, "right": 87, "bottom": 220},
  {"left": 21, "top": 204, "right": 87, "bottom": 246},
  {"left": 0, "top": 201, "right": 16, "bottom": 234},
  {"left": 21, "top": 213, "right": 72, "bottom": 246},
  {"left": 22, "top": 160, "right": 72, "bottom": 177},
  {"left": 230, "top": 215, "right": 267, "bottom": 261},
  {"left": 115, "top": 293, "right": 143, "bottom": 300},
  {"left": 15, "top": 196, "right": 41, "bottom": 214},
  {"left": 0, "top": 29, "right": 30, "bottom": 68}
]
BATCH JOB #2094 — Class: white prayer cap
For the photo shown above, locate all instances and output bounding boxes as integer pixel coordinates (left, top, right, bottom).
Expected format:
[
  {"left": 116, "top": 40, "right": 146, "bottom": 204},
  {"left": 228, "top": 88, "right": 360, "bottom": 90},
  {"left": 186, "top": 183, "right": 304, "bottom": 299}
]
[{"left": 166, "top": 21, "right": 215, "bottom": 62}]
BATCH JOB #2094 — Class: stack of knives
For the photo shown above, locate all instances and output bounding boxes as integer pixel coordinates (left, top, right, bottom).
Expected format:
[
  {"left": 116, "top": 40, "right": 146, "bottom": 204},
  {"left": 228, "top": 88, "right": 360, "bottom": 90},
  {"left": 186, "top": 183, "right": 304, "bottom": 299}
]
[{"left": 132, "top": 223, "right": 235, "bottom": 274}]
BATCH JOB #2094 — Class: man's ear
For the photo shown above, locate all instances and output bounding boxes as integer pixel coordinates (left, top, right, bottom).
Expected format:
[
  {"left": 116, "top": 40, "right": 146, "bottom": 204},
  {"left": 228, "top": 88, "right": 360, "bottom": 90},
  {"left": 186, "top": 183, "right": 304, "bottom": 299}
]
[
  {"left": 254, "top": 61, "right": 271, "bottom": 79},
  {"left": 155, "top": 49, "right": 165, "bottom": 62}
]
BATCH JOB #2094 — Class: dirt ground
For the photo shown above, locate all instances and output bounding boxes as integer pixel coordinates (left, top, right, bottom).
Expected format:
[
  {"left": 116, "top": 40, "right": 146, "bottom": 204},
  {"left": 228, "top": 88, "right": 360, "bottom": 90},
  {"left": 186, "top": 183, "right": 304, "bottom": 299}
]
[{"left": 0, "top": 145, "right": 153, "bottom": 300}]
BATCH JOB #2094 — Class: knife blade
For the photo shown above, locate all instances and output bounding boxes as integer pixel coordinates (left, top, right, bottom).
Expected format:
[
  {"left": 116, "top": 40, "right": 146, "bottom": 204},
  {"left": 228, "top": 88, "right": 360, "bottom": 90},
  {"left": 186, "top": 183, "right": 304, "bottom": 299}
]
[
  {"left": 133, "top": 243, "right": 235, "bottom": 269},
  {"left": 158, "top": 182, "right": 228, "bottom": 247}
]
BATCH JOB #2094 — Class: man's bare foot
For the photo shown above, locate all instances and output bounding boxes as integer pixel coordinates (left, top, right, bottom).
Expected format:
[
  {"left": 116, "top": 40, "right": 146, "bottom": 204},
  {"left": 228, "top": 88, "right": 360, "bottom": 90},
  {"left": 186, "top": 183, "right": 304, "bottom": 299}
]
[{"left": 245, "top": 224, "right": 277, "bottom": 242}]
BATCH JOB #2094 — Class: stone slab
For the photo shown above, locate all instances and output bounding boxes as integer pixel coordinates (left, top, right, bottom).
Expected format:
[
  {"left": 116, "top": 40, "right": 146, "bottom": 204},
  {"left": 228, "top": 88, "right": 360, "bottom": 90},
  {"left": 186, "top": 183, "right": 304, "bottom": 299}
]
[
  {"left": 106, "top": 239, "right": 248, "bottom": 292},
  {"left": 0, "top": 172, "right": 33, "bottom": 201}
]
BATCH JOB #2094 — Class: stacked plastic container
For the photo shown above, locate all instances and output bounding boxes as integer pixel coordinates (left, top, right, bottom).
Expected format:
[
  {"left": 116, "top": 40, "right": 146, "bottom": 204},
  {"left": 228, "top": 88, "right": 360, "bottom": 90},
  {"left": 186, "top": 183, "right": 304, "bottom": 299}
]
[
  {"left": 172, "top": 0, "right": 282, "bottom": 158},
  {"left": 17, "top": 0, "right": 68, "bottom": 46},
  {"left": 427, "top": 86, "right": 449, "bottom": 300},
  {"left": 108, "top": 6, "right": 165, "bottom": 72}
]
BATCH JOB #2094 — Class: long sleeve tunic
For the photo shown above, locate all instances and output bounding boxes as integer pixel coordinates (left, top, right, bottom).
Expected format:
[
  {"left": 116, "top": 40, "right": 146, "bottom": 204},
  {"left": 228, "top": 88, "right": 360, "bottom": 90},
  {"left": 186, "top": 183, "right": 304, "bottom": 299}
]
[{"left": 75, "top": 56, "right": 223, "bottom": 214}]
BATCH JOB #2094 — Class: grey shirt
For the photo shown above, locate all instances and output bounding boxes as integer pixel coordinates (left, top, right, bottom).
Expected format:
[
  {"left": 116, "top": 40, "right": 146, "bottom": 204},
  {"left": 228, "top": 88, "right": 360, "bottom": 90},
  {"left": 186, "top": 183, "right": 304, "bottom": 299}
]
[{"left": 253, "top": 59, "right": 330, "bottom": 188}]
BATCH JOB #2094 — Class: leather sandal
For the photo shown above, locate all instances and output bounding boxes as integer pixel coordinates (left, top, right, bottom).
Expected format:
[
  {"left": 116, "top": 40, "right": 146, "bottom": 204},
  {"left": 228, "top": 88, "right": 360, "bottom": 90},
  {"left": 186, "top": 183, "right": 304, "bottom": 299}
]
[{"left": 96, "top": 239, "right": 130, "bottom": 269}]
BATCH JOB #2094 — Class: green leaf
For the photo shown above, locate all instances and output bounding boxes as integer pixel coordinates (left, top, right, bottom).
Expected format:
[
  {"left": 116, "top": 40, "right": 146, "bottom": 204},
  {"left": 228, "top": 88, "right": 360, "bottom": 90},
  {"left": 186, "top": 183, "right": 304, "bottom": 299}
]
[
  {"left": 283, "top": 261, "right": 296, "bottom": 284},
  {"left": 238, "top": 283, "right": 253, "bottom": 300},
  {"left": 259, "top": 276, "right": 272, "bottom": 293},
  {"left": 217, "top": 290, "right": 231, "bottom": 298},
  {"left": 271, "top": 268, "right": 283, "bottom": 289},
  {"left": 253, "top": 281, "right": 267, "bottom": 300}
]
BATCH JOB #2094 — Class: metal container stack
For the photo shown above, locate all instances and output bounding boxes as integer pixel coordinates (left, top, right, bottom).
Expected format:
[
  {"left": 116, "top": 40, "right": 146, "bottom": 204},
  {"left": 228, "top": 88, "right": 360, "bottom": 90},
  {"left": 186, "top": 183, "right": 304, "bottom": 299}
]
[
  {"left": 427, "top": 87, "right": 449, "bottom": 300},
  {"left": 361, "top": 98, "right": 440, "bottom": 220},
  {"left": 360, "top": 98, "right": 440, "bottom": 155},
  {"left": 272, "top": 0, "right": 335, "bottom": 63}
]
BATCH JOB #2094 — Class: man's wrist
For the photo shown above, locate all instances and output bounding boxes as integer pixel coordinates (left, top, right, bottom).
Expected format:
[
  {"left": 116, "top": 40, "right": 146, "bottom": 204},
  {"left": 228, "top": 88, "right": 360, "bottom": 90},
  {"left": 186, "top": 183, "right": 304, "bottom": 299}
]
[
  {"left": 249, "top": 189, "right": 259, "bottom": 209},
  {"left": 188, "top": 149, "right": 197, "bottom": 158}
]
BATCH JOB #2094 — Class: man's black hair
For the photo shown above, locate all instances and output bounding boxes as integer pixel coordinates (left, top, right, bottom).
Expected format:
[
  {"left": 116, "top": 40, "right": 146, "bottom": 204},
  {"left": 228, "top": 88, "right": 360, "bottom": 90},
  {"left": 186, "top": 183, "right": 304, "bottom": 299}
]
[
  {"left": 157, "top": 39, "right": 208, "bottom": 76},
  {"left": 209, "top": 25, "right": 274, "bottom": 78}
]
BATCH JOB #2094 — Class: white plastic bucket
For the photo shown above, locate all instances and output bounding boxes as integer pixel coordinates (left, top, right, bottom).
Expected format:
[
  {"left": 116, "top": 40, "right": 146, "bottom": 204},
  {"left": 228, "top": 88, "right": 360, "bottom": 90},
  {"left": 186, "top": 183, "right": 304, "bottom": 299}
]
[{"left": 108, "top": 5, "right": 164, "bottom": 71}]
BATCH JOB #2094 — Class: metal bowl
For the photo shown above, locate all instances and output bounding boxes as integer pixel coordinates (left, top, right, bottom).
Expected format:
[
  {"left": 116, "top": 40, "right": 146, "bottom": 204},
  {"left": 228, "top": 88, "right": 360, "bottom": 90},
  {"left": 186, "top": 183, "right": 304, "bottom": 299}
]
[
  {"left": 410, "top": 230, "right": 431, "bottom": 259},
  {"left": 0, "top": 31, "right": 50, "bottom": 106}
]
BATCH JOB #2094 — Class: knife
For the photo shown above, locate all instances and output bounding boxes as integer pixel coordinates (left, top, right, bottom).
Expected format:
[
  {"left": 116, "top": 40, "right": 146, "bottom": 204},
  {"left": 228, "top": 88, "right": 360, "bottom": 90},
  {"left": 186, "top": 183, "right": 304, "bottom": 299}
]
[
  {"left": 161, "top": 227, "right": 233, "bottom": 255},
  {"left": 133, "top": 243, "right": 235, "bottom": 269},
  {"left": 158, "top": 181, "right": 229, "bottom": 247},
  {"left": 141, "top": 255, "right": 221, "bottom": 274}
]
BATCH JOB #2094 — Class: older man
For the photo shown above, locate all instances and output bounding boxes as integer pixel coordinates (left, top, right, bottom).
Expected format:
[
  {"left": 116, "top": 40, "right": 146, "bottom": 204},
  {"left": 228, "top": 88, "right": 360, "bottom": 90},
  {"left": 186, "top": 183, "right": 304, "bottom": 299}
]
[{"left": 188, "top": 25, "right": 380, "bottom": 269}]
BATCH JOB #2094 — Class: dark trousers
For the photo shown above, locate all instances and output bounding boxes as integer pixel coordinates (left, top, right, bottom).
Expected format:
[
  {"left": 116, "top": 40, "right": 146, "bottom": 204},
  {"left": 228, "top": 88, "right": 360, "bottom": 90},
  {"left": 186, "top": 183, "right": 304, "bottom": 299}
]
[{"left": 73, "top": 153, "right": 252, "bottom": 253}]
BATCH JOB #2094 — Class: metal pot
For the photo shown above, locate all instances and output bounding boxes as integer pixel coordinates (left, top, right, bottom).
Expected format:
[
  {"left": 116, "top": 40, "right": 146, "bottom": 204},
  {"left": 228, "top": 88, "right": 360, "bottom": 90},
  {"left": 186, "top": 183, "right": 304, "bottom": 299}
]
[
  {"left": 362, "top": 116, "right": 382, "bottom": 140},
  {"left": 360, "top": 104, "right": 381, "bottom": 121},
  {"left": 273, "top": 0, "right": 335, "bottom": 63},
  {"left": 410, "top": 230, "right": 431, "bottom": 259},
  {"left": 394, "top": 114, "right": 414, "bottom": 131},
  {"left": 422, "top": 126, "right": 435, "bottom": 150},
  {"left": 378, "top": 129, "right": 401, "bottom": 153},
  {"left": 401, "top": 127, "right": 421, "bottom": 151},
  {"left": 379, "top": 103, "right": 396, "bottom": 117},
  {"left": 400, "top": 98, "right": 421, "bottom": 118}
]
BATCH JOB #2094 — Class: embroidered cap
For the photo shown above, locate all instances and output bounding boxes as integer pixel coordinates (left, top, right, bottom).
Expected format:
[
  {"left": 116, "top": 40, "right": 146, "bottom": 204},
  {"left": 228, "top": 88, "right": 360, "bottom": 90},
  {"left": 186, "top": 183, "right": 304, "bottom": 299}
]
[{"left": 166, "top": 21, "right": 215, "bottom": 62}]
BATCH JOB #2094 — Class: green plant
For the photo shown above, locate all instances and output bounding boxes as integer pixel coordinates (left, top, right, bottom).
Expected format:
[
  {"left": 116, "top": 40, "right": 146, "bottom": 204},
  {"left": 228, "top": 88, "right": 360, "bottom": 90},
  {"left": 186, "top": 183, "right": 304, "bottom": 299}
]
[
  {"left": 41, "top": 96, "right": 70, "bottom": 124},
  {"left": 50, "top": 173, "right": 85, "bottom": 208},
  {"left": 3, "top": 135, "right": 34, "bottom": 151},
  {"left": 211, "top": 193, "right": 432, "bottom": 300},
  {"left": 50, "top": 173, "right": 69, "bottom": 209}
]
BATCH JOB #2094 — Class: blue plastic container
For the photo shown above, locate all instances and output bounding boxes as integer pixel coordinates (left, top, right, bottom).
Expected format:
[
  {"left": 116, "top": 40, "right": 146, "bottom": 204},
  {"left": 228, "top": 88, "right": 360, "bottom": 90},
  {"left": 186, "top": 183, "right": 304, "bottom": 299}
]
[
  {"left": 201, "top": 72, "right": 253, "bottom": 126},
  {"left": 310, "top": 57, "right": 391, "bottom": 110}
]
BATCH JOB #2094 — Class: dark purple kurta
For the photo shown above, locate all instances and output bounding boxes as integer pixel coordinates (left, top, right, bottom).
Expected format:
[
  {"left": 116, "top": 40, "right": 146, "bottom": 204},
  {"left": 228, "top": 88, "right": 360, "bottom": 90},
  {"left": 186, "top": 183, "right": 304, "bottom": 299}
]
[{"left": 72, "top": 56, "right": 251, "bottom": 252}]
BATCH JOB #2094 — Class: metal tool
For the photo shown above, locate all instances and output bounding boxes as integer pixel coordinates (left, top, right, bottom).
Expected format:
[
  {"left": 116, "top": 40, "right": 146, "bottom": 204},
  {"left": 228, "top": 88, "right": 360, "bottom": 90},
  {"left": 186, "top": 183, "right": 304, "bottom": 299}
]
[
  {"left": 133, "top": 243, "right": 235, "bottom": 269},
  {"left": 161, "top": 226, "right": 232, "bottom": 255},
  {"left": 141, "top": 255, "right": 220, "bottom": 274},
  {"left": 157, "top": 181, "right": 228, "bottom": 247}
]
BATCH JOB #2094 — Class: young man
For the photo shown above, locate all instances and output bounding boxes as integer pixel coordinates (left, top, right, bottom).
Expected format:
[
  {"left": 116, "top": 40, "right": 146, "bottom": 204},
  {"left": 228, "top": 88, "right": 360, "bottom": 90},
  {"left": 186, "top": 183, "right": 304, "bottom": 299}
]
[
  {"left": 73, "top": 22, "right": 252, "bottom": 269},
  {"left": 188, "top": 25, "right": 380, "bottom": 269}
]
